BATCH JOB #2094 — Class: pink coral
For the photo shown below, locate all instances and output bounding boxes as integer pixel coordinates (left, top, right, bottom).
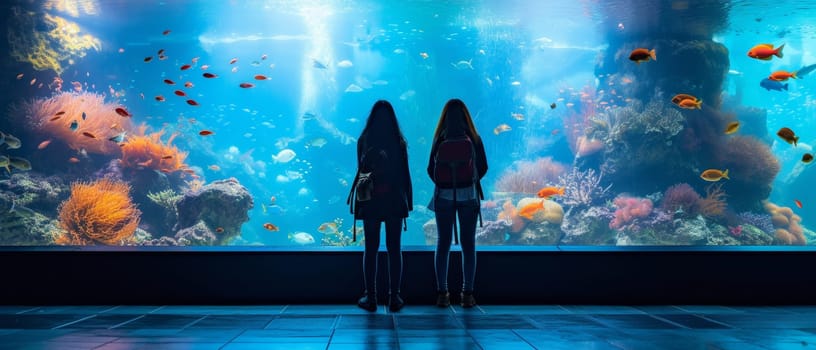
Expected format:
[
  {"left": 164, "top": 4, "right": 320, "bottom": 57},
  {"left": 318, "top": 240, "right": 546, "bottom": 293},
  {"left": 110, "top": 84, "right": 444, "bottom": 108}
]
[
  {"left": 609, "top": 196, "right": 653, "bottom": 230},
  {"left": 495, "top": 157, "right": 566, "bottom": 194}
]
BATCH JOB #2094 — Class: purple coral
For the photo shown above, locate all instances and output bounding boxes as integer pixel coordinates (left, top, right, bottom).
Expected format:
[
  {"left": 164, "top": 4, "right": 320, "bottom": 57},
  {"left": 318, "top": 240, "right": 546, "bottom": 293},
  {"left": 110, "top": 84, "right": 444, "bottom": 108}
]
[
  {"left": 556, "top": 167, "right": 612, "bottom": 207},
  {"left": 661, "top": 183, "right": 700, "bottom": 215},
  {"left": 736, "top": 211, "right": 774, "bottom": 235}
]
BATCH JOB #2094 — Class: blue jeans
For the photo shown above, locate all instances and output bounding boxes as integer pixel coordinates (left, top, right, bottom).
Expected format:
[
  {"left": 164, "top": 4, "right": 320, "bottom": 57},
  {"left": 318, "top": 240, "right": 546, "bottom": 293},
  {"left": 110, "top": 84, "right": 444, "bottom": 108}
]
[
  {"left": 434, "top": 199, "right": 478, "bottom": 293},
  {"left": 362, "top": 218, "right": 403, "bottom": 297}
]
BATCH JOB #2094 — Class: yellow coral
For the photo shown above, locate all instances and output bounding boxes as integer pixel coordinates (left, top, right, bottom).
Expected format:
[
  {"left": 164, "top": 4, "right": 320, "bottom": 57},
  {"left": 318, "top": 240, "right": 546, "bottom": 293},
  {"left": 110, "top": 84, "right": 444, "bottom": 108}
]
[
  {"left": 56, "top": 179, "right": 140, "bottom": 245},
  {"left": 764, "top": 201, "right": 806, "bottom": 245}
]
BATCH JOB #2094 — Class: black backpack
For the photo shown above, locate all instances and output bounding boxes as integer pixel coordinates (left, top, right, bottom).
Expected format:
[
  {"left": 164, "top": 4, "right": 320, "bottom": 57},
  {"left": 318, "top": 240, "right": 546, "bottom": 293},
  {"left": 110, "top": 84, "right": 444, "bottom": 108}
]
[
  {"left": 433, "top": 135, "right": 483, "bottom": 244},
  {"left": 346, "top": 147, "right": 382, "bottom": 242}
]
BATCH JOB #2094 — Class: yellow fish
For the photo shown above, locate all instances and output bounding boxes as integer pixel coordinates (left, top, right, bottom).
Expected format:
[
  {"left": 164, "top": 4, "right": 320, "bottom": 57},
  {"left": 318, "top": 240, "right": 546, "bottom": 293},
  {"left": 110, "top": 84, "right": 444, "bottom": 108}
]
[
  {"left": 724, "top": 121, "right": 740, "bottom": 134},
  {"left": 700, "top": 169, "right": 729, "bottom": 182}
]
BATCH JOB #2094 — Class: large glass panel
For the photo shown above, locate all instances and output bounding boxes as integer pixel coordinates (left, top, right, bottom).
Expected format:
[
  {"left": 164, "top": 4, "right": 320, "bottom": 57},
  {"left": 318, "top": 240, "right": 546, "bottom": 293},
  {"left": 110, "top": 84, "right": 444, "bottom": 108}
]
[{"left": 0, "top": 0, "right": 813, "bottom": 248}]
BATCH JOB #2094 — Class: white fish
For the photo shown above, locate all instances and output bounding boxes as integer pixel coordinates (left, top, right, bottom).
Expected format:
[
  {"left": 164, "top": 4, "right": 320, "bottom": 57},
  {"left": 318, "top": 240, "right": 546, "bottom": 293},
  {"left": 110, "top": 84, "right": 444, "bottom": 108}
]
[
  {"left": 451, "top": 59, "right": 473, "bottom": 70},
  {"left": 337, "top": 60, "right": 353, "bottom": 68},
  {"left": 399, "top": 90, "right": 416, "bottom": 101},
  {"left": 289, "top": 232, "right": 315, "bottom": 245},
  {"left": 345, "top": 84, "right": 363, "bottom": 93},
  {"left": 511, "top": 81, "right": 521, "bottom": 86},
  {"left": 272, "top": 149, "right": 296, "bottom": 163}
]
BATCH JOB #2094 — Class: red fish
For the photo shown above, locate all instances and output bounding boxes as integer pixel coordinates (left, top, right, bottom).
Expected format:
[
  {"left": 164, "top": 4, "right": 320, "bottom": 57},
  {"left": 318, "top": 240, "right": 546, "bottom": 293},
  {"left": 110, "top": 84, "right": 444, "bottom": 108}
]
[
  {"left": 163, "top": 79, "right": 175, "bottom": 85},
  {"left": 180, "top": 64, "right": 192, "bottom": 70},
  {"left": 82, "top": 132, "right": 96, "bottom": 139},
  {"left": 186, "top": 99, "right": 199, "bottom": 106},
  {"left": 229, "top": 58, "right": 238, "bottom": 64},
  {"left": 769, "top": 70, "right": 797, "bottom": 81},
  {"left": 162, "top": 29, "right": 171, "bottom": 35},
  {"left": 184, "top": 81, "right": 194, "bottom": 88},
  {"left": 174, "top": 90, "right": 186, "bottom": 96},
  {"left": 155, "top": 95, "right": 165, "bottom": 102},
  {"left": 203, "top": 73, "right": 217, "bottom": 78},
  {"left": 144, "top": 56, "right": 152, "bottom": 62},
  {"left": 199, "top": 130, "right": 214, "bottom": 136},
  {"left": 795, "top": 199, "right": 803, "bottom": 208},
  {"left": 747, "top": 43, "right": 784, "bottom": 60},
  {"left": 37, "top": 139, "right": 52, "bottom": 149},
  {"left": 239, "top": 83, "right": 255, "bottom": 88},
  {"left": 629, "top": 48, "right": 656, "bottom": 64},
  {"left": 114, "top": 107, "right": 131, "bottom": 117},
  {"left": 254, "top": 74, "right": 269, "bottom": 80},
  {"left": 68, "top": 157, "right": 80, "bottom": 163}
]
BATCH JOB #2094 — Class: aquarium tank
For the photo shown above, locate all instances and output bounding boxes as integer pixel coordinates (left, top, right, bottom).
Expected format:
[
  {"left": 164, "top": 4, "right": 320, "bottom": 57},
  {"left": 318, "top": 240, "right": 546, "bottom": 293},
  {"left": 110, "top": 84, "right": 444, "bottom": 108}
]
[{"left": 0, "top": 0, "right": 814, "bottom": 248}]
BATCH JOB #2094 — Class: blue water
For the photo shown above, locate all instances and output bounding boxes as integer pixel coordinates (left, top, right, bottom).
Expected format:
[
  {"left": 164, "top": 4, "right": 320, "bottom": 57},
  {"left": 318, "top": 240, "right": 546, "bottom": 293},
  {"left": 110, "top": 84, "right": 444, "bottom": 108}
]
[{"left": 4, "top": 0, "right": 816, "bottom": 247}]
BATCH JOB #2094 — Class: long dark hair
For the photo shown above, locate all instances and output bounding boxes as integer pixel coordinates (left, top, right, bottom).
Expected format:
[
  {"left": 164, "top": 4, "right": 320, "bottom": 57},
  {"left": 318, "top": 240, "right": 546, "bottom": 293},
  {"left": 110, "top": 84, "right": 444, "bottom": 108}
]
[
  {"left": 359, "top": 100, "right": 407, "bottom": 152},
  {"left": 432, "top": 98, "right": 481, "bottom": 145}
]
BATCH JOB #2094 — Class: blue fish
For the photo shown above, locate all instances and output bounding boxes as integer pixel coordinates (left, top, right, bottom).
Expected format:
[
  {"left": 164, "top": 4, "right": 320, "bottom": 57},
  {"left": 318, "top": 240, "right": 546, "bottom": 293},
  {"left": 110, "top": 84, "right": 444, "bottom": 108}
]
[
  {"left": 797, "top": 63, "right": 816, "bottom": 77},
  {"left": 69, "top": 120, "right": 78, "bottom": 131},
  {"left": 81, "top": 112, "right": 86, "bottom": 120},
  {"left": 312, "top": 59, "right": 328, "bottom": 69},
  {"left": 108, "top": 131, "right": 127, "bottom": 143},
  {"left": 760, "top": 78, "right": 788, "bottom": 91}
]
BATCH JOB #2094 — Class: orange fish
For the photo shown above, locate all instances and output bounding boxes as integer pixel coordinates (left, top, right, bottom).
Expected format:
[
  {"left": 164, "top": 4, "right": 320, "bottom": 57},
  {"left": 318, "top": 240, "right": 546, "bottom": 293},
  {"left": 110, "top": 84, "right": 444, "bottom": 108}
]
[
  {"left": 186, "top": 99, "right": 199, "bottom": 106},
  {"left": 671, "top": 93, "right": 698, "bottom": 105},
  {"left": 208, "top": 164, "right": 221, "bottom": 171},
  {"left": 537, "top": 186, "right": 565, "bottom": 199},
  {"left": 700, "top": 169, "right": 729, "bottom": 182},
  {"left": 68, "top": 157, "right": 80, "bottom": 163},
  {"left": 161, "top": 155, "right": 173, "bottom": 159},
  {"left": 49, "top": 115, "right": 62, "bottom": 122},
  {"left": 263, "top": 223, "right": 279, "bottom": 231},
  {"left": 518, "top": 201, "right": 545, "bottom": 220},
  {"left": 184, "top": 81, "right": 194, "bottom": 88},
  {"left": 629, "top": 48, "right": 656, "bottom": 64},
  {"left": 318, "top": 222, "right": 338, "bottom": 233},
  {"left": 55, "top": 111, "right": 66, "bottom": 116},
  {"left": 677, "top": 98, "right": 702, "bottom": 110},
  {"left": 37, "top": 139, "right": 52, "bottom": 149},
  {"left": 82, "top": 132, "right": 96, "bottom": 139},
  {"left": 180, "top": 64, "right": 192, "bottom": 70},
  {"left": 769, "top": 70, "right": 797, "bottom": 81},
  {"left": 794, "top": 199, "right": 803, "bottom": 209},
  {"left": 199, "top": 130, "right": 214, "bottom": 136},
  {"left": 254, "top": 74, "right": 269, "bottom": 80},
  {"left": 155, "top": 95, "right": 165, "bottom": 102},
  {"left": 747, "top": 43, "right": 784, "bottom": 60}
]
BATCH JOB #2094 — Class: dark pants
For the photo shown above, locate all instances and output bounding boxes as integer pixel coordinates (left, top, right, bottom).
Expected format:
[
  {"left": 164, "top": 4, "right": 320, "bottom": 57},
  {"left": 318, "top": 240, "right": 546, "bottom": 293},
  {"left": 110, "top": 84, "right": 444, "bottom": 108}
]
[
  {"left": 362, "top": 218, "right": 403, "bottom": 298},
  {"left": 434, "top": 200, "right": 478, "bottom": 293}
]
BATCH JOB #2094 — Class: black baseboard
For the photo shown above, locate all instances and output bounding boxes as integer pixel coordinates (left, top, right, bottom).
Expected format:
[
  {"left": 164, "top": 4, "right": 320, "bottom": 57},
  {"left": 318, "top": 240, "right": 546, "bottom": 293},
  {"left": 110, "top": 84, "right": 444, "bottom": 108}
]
[{"left": 2, "top": 247, "right": 815, "bottom": 305}]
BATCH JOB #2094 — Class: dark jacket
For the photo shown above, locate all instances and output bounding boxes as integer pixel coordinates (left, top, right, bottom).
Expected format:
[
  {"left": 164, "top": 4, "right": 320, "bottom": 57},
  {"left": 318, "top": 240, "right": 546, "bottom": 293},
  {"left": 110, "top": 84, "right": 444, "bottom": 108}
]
[
  {"left": 354, "top": 140, "right": 413, "bottom": 220},
  {"left": 427, "top": 135, "right": 488, "bottom": 189}
]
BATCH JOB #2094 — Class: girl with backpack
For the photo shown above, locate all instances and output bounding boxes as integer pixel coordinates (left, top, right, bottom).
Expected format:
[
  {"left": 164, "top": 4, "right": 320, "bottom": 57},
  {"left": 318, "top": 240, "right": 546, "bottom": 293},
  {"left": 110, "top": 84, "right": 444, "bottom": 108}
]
[
  {"left": 349, "top": 100, "right": 413, "bottom": 312},
  {"left": 427, "top": 98, "right": 488, "bottom": 308}
]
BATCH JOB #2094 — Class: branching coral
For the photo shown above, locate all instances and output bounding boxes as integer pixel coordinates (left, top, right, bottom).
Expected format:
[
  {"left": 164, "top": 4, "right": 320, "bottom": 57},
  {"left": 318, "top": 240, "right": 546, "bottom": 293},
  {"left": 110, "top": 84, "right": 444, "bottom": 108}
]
[
  {"left": 120, "top": 125, "right": 189, "bottom": 174},
  {"left": 147, "top": 189, "right": 182, "bottom": 212},
  {"left": 494, "top": 157, "right": 566, "bottom": 194},
  {"left": 661, "top": 183, "right": 701, "bottom": 215},
  {"left": 697, "top": 183, "right": 727, "bottom": 218},
  {"left": 17, "top": 91, "right": 135, "bottom": 155},
  {"left": 56, "top": 178, "right": 141, "bottom": 245},
  {"left": 8, "top": 7, "right": 101, "bottom": 74},
  {"left": 556, "top": 167, "right": 612, "bottom": 207}
]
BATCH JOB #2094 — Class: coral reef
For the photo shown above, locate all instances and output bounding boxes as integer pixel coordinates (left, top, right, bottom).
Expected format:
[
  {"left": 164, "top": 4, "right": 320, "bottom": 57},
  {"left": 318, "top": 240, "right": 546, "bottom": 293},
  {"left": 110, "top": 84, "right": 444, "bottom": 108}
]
[
  {"left": 120, "top": 125, "right": 189, "bottom": 174},
  {"left": 609, "top": 196, "right": 653, "bottom": 230},
  {"left": 0, "top": 173, "right": 68, "bottom": 217},
  {"left": 8, "top": 6, "right": 101, "bottom": 74},
  {"left": 321, "top": 218, "right": 363, "bottom": 247},
  {"left": 174, "top": 178, "right": 253, "bottom": 245},
  {"left": 661, "top": 183, "right": 700, "bottom": 216},
  {"left": 716, "top": 136, "right": 780, "bottom": 211},
  {"left": 764, "top": 201, "right": 806, "bottom": 245},
  {"left": 494, "top": 157, "right": 566, "bottom": 194},
  {"left": 0, "top": 192, "right": 60, "bottom": 245},
  {"left": 559, "top": 206, "right": 616, "bottom": 245},
  {"left": 736, "top": 211, "right": 775, "bottom": 235},
  {"left": 556, "top": 167, "right": 612, "bottom": 208},
  {"left": 475, "top": 219, "right": 511, "bottom": 245},
  {"left": 56, "top": 178, "right": 141, "bottom": 245},
  {"left": 515, "top": 197, "right": 563, "bottom": 225},
  {"left": 18, "top": 92, "right": 135, "bottom": 155},
  {"left": 497, "top": 200, "right": 526, "bottom": 233}
]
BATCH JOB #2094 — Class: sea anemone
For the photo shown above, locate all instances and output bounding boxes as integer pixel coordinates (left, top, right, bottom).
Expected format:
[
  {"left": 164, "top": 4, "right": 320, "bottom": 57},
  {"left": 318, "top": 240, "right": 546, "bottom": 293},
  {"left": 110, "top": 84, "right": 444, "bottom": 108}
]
[
  {"left": 120, "top": 125, "right": 189, "bottom": 174},
  {"left": 56, "top": 178, "right": 141, "bottom": 245}
]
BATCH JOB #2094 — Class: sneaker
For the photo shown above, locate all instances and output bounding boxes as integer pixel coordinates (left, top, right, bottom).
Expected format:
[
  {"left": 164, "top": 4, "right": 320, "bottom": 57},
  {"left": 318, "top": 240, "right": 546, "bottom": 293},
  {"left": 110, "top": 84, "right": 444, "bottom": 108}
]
[
  {"left": 461, "top": 292, "right": 476, "bottom": 308},
  {"left": 389, "top": 294, "right": 405, "bottom": 312},
  {"left": 436, "top": 291, "right": 450, "bottom": 307},
  {"left": 357, "top": 295, "right": 377, "bottom": 312}
]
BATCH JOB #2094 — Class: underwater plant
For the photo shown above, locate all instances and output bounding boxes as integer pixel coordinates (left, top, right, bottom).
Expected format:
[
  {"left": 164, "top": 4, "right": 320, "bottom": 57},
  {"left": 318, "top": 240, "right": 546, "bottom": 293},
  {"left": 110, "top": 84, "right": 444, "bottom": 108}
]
[
  {"left": 494, "top": 157, "right": 566, "bottom": 194},
  {"left": 19, "top": 91, "right": 135, "bottom": 155},
  {"left": 556, "top": 167, "right": 612, "bottom": 207},
  {"left": 120, "top": 125, "right": 189, "bottom": 174},
  {"left": 56, "top": 178, "right": 141, "bottom": 245}
]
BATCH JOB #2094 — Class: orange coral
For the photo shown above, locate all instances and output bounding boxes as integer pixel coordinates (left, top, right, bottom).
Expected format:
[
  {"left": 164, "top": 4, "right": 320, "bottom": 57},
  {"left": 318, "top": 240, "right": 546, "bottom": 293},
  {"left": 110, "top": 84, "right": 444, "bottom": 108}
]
[
  {"left": 697, "top": 183, "right": 727, "bottom": 218},
  {"left": 495, "top": 157, "right": 566, "bottom": 194},
  {"left": 764, "top": 201, "right": 806, "bottom": 245},
  {"left": 56, "top": 178, "right": 141, "bottom": 245},
  {"left": 120, "top": 125, "right": 189, "bottom": 174},
  {"left": 19, "top": 91, "right": 135, "bottom": 155},
  {"left": 497, "top": 200, "right": 526, "bottom": 233}
]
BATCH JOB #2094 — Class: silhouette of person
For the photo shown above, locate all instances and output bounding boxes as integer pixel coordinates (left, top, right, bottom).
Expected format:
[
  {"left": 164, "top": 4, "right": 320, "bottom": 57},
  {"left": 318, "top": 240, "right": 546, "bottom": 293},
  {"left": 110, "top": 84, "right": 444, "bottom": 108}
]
[
  {"left": 427, "top": 98, "right": 487, "bottom": 308},
  {"left": 351, "top": 100, "right": 413, "bottom": 312}
]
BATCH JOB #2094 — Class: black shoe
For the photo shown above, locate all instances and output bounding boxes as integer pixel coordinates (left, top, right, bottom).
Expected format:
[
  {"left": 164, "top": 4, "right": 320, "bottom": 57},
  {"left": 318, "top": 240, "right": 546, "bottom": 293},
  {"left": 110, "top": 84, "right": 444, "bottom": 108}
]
[
  {"left": 436, "top": 291, "right": 450, "bottom": 307},
  {"left": 357, "top": 295, "right": 377, "bottom": 312},
  {"left": 389, "top": 294, "right": 404, "bottom": 312},
  {"left": 461, "top": 292, "right": 476, "bottom": 308}
]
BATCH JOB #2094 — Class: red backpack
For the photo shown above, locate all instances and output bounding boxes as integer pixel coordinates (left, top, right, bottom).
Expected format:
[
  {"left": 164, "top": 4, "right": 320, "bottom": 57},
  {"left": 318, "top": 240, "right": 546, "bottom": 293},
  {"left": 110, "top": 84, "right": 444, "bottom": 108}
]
[{"left": 434, "top": 135, "right": 475, "bottom": 188}]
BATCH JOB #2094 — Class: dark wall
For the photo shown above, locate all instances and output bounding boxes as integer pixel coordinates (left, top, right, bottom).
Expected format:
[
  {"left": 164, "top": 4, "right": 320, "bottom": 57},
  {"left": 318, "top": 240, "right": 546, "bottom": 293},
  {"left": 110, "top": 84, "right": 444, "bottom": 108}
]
[{"left": 2, "top": 248, "right": 815, "bottom": 305}]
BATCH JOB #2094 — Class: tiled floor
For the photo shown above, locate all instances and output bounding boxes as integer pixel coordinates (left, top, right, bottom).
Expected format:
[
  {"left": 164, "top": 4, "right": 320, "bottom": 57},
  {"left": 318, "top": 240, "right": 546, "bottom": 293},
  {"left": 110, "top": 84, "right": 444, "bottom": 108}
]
[{"left": 0, "top": 305, "right": 815, "bottom": 349}]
